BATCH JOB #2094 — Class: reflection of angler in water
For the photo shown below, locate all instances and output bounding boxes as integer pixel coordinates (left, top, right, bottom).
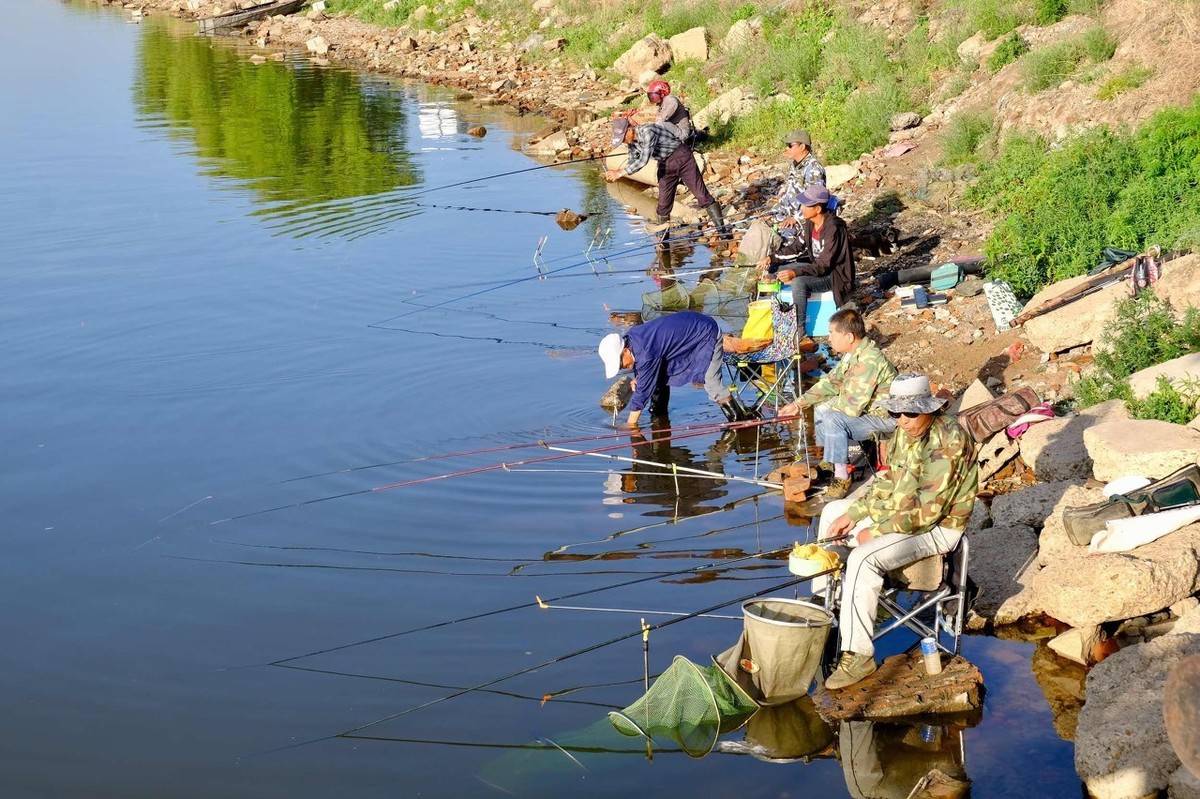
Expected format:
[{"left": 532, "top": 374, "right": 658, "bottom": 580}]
[
  {"left": 838, "top": 719, "right": 972, "bottom": 799},
  {"left": 608, "top": 425, "right": 730, "bottom": 517}
]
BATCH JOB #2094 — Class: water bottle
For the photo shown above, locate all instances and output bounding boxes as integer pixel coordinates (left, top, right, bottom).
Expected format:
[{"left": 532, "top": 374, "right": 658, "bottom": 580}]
[{"left": 920, "top": 637, "right": 942, "bottom": 675}]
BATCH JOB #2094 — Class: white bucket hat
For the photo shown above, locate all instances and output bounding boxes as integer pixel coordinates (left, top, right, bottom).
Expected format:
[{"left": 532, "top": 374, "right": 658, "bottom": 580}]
[
  {"left": 598, "top": 333, "right": 625, "bottom": 379},
  {"left": 876, "top": 373, "right": 947, "bottom": 415}
]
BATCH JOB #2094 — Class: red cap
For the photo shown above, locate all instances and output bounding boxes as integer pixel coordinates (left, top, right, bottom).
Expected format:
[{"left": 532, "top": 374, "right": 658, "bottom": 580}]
[{"left": 646, "top": 79, "right": 670, "bottom": 99}]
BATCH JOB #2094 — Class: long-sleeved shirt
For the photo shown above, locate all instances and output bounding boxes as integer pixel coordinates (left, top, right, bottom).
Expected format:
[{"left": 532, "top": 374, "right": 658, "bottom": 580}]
[
  {"left": 792, "top": 214, "right": 855, "bottom": 307},
  {"left": 800, "top": 338, "right": 897, "bottom": 418},
  {"left": 655, "top": 95, "right": 693, "bottom": 142},
  {"left": 625, "top": 311, "right": 720, "bottom": 412},
  {"left": 847, "top": 413, "right": 978, "bottom": 535},
  {"left": 774, "top": 153, "right": 826, "bottom": 222},
  {"left": 623, "top": 123, "right": 683, "bottom": 176}
]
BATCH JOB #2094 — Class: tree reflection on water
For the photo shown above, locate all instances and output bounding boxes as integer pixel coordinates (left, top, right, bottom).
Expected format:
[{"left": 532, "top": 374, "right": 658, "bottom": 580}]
[{"left": 134, "top": 24, "right": 419, "bottom": 234}]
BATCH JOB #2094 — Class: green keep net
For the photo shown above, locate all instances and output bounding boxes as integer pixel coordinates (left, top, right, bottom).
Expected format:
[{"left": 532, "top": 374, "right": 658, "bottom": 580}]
[{"left": 608, "top": 655, "right": 758, "bottom": 757}]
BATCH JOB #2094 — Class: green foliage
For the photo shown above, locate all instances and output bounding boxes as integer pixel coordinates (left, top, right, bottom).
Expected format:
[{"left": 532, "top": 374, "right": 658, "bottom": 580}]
[
  {"left": 952, "top": 0, "right": 1027, "bottom": 39},
  {"left": 134, "top": 24, "right": 417, "bottom": 228},
  {"left": 987, "top": 33, "right": 1029, "bottom": 72},
  {"left": 1097, "top": 65, "right": 1153, "bottom": 100},
  {"left": 1074, "top": 296, "right": 1200, "bottom": 410},
  {"left": 1022, "top": 27, "right": 1116, "bottom": 91},
  {"left": 1033, "top": 0, "right": 1069, "bottom": 24},
  {"left": 966, "top": 98, "right": 1200, "bottom": 296},
  {"left": 940, "top": 110, "right": 994, "bottom": 164},
  {"left": 1128, "top": 377, "right": 1200, "bottom": 424},
  {"left": 731, "top": 3, "right": 756, "bottom": 22}
]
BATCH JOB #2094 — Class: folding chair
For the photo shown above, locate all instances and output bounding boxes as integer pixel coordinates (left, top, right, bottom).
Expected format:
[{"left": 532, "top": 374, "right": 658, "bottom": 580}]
[
  {"left": 721, "top": 295, "right": 804, "bottom": 414},
  {"left": 822, "top": 535, "right": 971, "bottom": 657}
]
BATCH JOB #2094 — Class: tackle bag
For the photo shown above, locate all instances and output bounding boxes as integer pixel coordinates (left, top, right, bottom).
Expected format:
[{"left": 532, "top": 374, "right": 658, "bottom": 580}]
[
  {"left": 956, "top": 387, "right": 1040, "bottom": 444},
  {"left": 1062, "top": 463, "right": 1200, "bottom": 547},
  {"left": 930, "top": 263, "right": 962, "bottom": 292}
]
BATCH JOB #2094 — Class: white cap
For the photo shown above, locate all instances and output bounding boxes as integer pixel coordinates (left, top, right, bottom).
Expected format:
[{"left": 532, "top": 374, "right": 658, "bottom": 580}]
[{"left": 598, "top": 333, "right": 624, "bottom": 379}]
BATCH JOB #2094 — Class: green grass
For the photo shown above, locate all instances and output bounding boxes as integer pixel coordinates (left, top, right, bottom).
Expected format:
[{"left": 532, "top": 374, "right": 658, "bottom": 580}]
[
  {"left": 966, "top": 98, "right": 1200, "bottom": 296},
  {"left": 987, "top": 33, "right": 1029, "bottom": 72},
  {"left": 1097, "top": 65, "right": 1153, "bottom": 100},
  {"left": 1129, "top": 377, "right": 1200, "bottom": 424},
  {"left": 1022, "top": 26, "right": 1117, "bottom": 91},
  {"left": 940, "top": 110, "right": 994, "bottom": 164}
]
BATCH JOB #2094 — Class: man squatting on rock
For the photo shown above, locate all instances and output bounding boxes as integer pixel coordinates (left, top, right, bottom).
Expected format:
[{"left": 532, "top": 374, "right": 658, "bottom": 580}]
[
  {"left": 812, "top": 374, "right": 978, "bottom": 690},
  {"left": 604, "top": 117, "right": 727, "bottom": 239},
  {"left": 597, "top": 311, "right": 753, "bottom": 427},
  {"left": 776, "top": 308, "right": 898, "bottom": 499}
]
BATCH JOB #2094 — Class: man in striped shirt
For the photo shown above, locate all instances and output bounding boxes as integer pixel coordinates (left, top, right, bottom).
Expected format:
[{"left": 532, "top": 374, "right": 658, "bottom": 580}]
[{"left": 604, "top": 117, "right": 726, "bottom": 240}]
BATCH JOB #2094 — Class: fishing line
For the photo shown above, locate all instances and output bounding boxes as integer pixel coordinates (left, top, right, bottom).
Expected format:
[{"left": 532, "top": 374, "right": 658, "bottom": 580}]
[
  {"left": 274, "top": 663, "right": 620, "bottom": 710},
  {"left": 258, "top": 545, "right": 792, "bottom": 668},
  {"left": 413, "top": 201, "right": 594, "bottom": 218},
  {"left": 265, "top": 153, "right": 613, "bottom": 239},
  {"left": 276, "top": 415, "right": 795, "bottom": 486},
  {"left": 320, "top": 573, "right": 816, "bottom": 743}
]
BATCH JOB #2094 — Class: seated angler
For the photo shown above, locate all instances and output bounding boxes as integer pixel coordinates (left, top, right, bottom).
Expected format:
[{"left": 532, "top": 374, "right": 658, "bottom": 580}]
[
  {"left": 597, "top": 311, "right": 754, "bottom": 427},
  {"left": 776, "top": 308, "right": 897, "bottom": 498},
  {"left": 604, "top": 117, "right": 727, "bottom": 240},
  {"left": 811, "top": 374, "right": 978, "bottom": 691},
  {"left": 771, "top": 185, "right": 855, "bottom": 340},
  {"left": 739, "top": 129, "right": 826, "bottom": 268}
]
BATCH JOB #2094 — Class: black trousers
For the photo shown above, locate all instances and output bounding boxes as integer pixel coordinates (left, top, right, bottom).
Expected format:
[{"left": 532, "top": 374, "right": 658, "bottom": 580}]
[{"left": 656, "top": 144, "right": 715, "bottom": 218}]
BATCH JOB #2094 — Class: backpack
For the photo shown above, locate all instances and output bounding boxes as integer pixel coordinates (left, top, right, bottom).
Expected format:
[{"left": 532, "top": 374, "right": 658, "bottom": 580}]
[
  {"left": 1062, "top": 463, "right": 1200, "bottom": 546},
  {"left": 956, "top": 387, "right": 1041, "bottom": 444}
]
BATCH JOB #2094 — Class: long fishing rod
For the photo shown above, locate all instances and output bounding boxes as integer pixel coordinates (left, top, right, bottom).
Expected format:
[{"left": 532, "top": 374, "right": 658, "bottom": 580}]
[
  {"left": 261, "top": 545, "right": 792, "bottom": 667},
  {"left": 278, "top": 413, "right": 799, "bottom": 485},
  {"left": 265, "top": 153, "right": 614, "bottom": 238},
  {"left": 541, "top": 443, "right": 783, "bottom": 490},
  {"left": 324, "top": 572, "right": 818, "bottom": 740},
  {"left": 535, "top": 597, "right": 741, "bottom": 620}
]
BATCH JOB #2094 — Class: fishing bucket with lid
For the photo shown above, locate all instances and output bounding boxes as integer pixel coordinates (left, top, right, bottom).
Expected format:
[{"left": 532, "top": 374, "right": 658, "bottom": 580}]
[{"left": 716, "top": 598, "right": 833, "bottom": 706}]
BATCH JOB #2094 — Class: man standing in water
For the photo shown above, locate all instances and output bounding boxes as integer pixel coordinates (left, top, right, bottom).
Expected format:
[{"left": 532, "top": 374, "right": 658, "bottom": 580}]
[
  {"left": 604, "top": 117, "right": 727, "bottom": 240},
  {"left": 812, "top": 374, "right": 977, "bottom": 690},
  {"left": 598, "top": 311, "right": 753, "bottom": 426}
]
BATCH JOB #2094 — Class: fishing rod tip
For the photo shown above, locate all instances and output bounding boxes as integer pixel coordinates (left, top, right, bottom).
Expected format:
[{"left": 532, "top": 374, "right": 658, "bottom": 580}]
[{"left": 535, "top": 595, "right": 549, "bottom": 609}]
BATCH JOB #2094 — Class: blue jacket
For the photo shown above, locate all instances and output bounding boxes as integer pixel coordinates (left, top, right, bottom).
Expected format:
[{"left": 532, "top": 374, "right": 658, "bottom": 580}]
[{"left": 625, "top": 312, "right": 720, "bottom": 412}]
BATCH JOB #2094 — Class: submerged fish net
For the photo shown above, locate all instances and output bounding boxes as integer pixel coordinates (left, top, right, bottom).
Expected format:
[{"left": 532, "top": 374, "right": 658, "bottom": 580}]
[{"left": 608, "top": 599, "right": 833, "bottom": 757}]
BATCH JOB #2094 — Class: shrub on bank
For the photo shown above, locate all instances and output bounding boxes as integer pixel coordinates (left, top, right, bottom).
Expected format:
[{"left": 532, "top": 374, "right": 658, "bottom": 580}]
[
  {"left": 940, "top": 110, "right": 994, "bottom": 164},
  {"left": 1021, "top": 26, "right": 1116, "bottom": 92},
  {"left": 1073, "top": 295, "right": 1200, "bottom": 420},
  {"left": 966, "top": 98, "right": 1200, "bottom": 297}
]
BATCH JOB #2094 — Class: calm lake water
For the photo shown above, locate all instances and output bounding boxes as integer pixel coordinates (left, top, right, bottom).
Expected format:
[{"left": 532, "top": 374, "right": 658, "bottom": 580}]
[{"left": 2, "top": 2, "right": 1080, "bottom": 796}]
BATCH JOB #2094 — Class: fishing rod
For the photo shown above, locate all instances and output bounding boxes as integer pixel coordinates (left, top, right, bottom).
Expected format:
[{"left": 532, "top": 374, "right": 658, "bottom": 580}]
[
  {"left": 278, "top": 413, "right": 799, "bottom": 485},
  {"left": 322, "top": 572, "right": 819, "bottom": 741},
  {"left": 261, "top": 545, "right": 793, "bottom": 667},
  {"left": 535, "top": 597, "right": 741, "bottom": 620},
  {"left": 264, "top": 152, "right": 614, "bottom": 238},
  {"left": 540, "top": 443, "right": 784, "bottom": 490}
]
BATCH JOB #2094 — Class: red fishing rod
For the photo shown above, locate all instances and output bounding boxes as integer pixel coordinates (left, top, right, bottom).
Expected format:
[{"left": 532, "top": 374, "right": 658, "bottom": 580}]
[
  {"left": 281, "top": 413, "right": 802, "bottom": 484},
  {"left": 213, "top": 415, "right": 801, "bottom": 525}
]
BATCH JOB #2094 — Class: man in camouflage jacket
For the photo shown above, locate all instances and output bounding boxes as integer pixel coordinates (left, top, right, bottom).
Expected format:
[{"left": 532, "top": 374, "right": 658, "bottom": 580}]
[
  {"left": 778, "top": 308, "right": 897, "bottom": 498},
  {"left": 812, "top": 373, "right": 978, "bottom": 690}
]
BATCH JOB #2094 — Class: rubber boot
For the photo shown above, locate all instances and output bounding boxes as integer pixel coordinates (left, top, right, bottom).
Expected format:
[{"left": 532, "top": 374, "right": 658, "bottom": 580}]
[
  {"left": 721, "top": 395, "right": 759, "bottom": 422},
  {"left": 648, "top": 215, "right": 672, "bottom": 243},
  {"left": 705, "top": 203, "right": 729, "bottom": 238}
]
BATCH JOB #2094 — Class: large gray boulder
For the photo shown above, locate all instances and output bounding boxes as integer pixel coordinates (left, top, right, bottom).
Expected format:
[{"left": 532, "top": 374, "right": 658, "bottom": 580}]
[
  {"left": 1018, "top": 399, "right": 1128, "bottom": 481},
  {"left": 1075, "top": 606, "right": 1200, "bottom": 799},
  {"left": 1022, "top": 524, "right": 1200, "bottom": 627},
  {"left": 1035, "top": 484, "right": 1106, "bottom": 568},
  {"left": 1170, "top": 766, "right": 1200, "bottom": 799},
  {"left": 721, "top": 17, "right": 763, "bottom": 52},
  {"left": 692, "top": 86, "right": 760, "bottom": 131},
  {"left": 613, "top": 34, "right": 672, "bottom": 80},
  {"left": 1154, "top": 252, "right": 1200, "bottom": 316},
  {"left": 964, "top": 524, "right": 1038, "bottom": 629},
  {"left": 1083, "top": 419, "right": 1200, "bottom": 482},
  {"left": 667, "top": 26, "right": 708, "bottom": 61},
  {"left": 1128, "top": 353, "right": 1200, "bottom": 400},
  {"left": 1023, "top": 274, "right": 1127, "bottom": 354},
  {"left": 990, "top": 480, "right": 1084, "bottom": 529}
]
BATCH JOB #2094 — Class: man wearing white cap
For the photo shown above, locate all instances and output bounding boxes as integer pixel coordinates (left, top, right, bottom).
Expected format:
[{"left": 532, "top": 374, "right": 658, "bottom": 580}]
[
  {"left": 811, "top": 373, "right": 978, "bottom": 690},
  {"left": 598, "top": 311, "right": 753, "bottom": 426}
]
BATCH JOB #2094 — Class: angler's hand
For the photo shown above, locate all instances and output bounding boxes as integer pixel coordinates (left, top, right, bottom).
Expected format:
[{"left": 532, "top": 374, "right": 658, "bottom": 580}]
[
  {"left": 826, "top": 513, "right": 854, "bottom": 540},
  {"left": 780, "top": 217, "right": 799, "bottom": 230},
  {"left": 856, "top": 528, "right": 874, "bottom": 546},
  {"left": 604, "top": 169, "right": 622, "bottom": 182},
  {"left": 776, "top": 269, "right": 796, "bottom": 283}
]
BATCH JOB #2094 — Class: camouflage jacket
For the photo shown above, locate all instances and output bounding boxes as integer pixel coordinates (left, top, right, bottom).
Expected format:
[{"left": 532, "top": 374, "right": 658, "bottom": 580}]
[
  {"left": 847, "top": 412, "right": 978, "bottom": 535},
  {"left": 801, "top": 338, "right": 897, "bottom": 418},
  {"left": 774, "top": 153, "right": 826, "bottom": 222}
]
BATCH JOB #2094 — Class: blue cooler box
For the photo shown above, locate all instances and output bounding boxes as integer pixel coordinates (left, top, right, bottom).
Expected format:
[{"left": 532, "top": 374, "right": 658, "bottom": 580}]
[{"left": 778, "top": 289, "right": 837, "bottom": 336}]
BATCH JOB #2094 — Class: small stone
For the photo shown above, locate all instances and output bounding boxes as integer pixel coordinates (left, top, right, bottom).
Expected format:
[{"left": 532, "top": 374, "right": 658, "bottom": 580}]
[
  {"left": 467, "top": 125, "right": 487, "bottom": 137},
  {"left": 305, "top": 35, "right": 330, "bottom": 55},
  {"left": 890, "top": 111, "right": 922, "bottom": 131}
]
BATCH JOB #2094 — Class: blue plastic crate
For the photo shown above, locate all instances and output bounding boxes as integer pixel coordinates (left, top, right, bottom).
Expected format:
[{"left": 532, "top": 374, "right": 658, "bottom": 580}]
[{"left": 778, "top": 289, "right": 837, "bottom": 336}]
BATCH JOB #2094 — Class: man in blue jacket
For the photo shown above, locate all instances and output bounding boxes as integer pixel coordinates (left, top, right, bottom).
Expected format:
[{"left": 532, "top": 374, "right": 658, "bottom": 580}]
[{"left": 598, "top": 311, "right": 754, "bottom": 426}]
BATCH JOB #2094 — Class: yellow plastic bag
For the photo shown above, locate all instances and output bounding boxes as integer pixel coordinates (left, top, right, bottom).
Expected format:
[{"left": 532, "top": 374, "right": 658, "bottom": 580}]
[{"left": 741, "top": 299, "right": 775, "bottom": 342}]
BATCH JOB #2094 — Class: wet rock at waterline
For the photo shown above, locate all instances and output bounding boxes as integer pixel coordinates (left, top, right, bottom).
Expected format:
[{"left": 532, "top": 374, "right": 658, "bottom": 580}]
[
  {"left": 813, "top": 652, "right": 983, "bottom": 722},
  {"left": 600, "top": 375, "right": 632, "bottom": 412},
  {"left": 554, "top": 208, "right": 585, "bottom": 230},
  {"left": 467, "top": 125, "right": 487, "bottom": 137}
]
